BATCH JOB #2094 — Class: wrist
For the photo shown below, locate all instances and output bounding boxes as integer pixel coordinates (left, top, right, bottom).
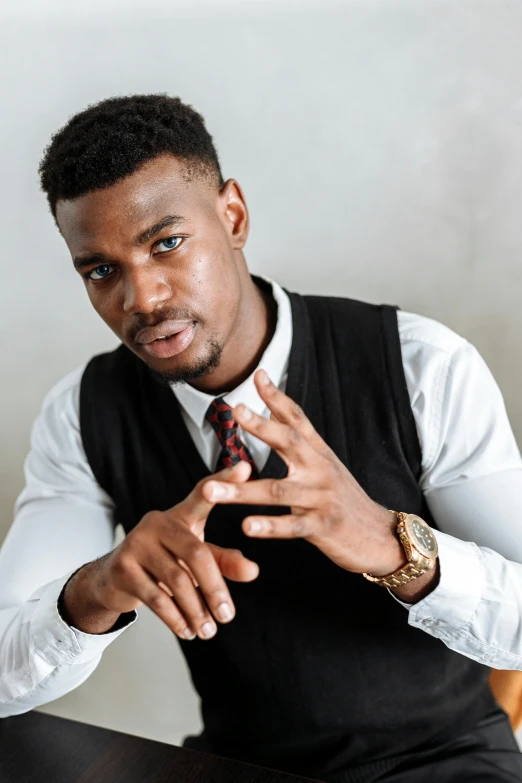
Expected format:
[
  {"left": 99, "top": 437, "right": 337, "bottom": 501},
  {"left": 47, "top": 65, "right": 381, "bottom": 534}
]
[
  {"left": 365, "top": 505, "right": 407, "bottom": 576},
  {"left": 391, "top": 559, "right": 440, "bottom": 603},
  {"left": 61, "top": 562, "right": 121, "bottom": 634},
  {"left": 363, "top": 509, "right": 440, "bottom": 600}
]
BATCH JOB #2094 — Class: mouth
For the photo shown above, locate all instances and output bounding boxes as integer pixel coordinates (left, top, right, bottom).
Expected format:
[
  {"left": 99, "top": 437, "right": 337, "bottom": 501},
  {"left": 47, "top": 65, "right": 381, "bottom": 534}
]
[{"left": 135, "top": 321, "right": 197, "bottom": 359}]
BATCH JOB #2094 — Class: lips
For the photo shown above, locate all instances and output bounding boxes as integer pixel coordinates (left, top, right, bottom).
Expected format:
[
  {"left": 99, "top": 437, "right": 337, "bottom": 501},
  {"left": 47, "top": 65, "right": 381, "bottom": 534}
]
[
  {"left": 136, "top": 322, "right": 197, "bottom": 359},
  {"left": 135, "top": 320, "right": 194, "bottom": 345}
]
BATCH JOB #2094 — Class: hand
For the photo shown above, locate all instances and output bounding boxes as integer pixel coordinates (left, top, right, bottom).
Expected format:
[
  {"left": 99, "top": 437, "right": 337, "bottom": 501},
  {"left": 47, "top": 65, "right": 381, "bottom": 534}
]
[
  {"left": 203, "top": 369, "right": 406, "bottom": 578},
  {"left": 63, "top": 462, "right": 259, "bottom": 640}
]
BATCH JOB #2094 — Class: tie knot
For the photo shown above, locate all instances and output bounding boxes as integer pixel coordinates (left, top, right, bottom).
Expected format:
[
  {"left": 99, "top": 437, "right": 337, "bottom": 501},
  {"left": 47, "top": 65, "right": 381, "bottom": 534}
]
[{"left": 205, "top": 397, "right": 238, "bottom": 445}]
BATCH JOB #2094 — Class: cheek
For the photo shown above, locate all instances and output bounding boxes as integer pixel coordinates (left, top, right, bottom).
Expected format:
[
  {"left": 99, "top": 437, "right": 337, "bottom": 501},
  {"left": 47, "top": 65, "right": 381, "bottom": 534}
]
[
  {"left": 190, "top": 248, "right": 238, "bottom": 301},
  {"left": 199, "top": 259, "right": 241, "bottom": 318},
  {"left": 87, "top": 285, "right": 121, "bottom": 327}
]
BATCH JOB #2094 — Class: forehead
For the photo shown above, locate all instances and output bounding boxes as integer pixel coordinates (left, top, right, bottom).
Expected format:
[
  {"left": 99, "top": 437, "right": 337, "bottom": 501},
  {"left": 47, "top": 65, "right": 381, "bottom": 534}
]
[{"left": 56, "top": 154, "right": 215, "bottom": 250}]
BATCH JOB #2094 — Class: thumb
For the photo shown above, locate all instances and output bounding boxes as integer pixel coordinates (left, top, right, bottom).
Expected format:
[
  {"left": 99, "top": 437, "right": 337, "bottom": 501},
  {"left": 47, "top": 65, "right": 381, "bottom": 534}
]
[
  {"left": 199, "top": 460, "right": 253, "bottom": 507},
  {"left": 181, "top": 460, "right": 252, "bottom": 536},
  {"left": 213, "top": 460, "right": 252, "bottom": 484}
]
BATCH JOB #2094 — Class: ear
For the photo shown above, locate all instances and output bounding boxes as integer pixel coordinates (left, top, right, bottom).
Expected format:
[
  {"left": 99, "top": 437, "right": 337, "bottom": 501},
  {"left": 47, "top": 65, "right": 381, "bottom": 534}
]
[{"left": 217, "top": 179, "right": 249, "bottom": 249}]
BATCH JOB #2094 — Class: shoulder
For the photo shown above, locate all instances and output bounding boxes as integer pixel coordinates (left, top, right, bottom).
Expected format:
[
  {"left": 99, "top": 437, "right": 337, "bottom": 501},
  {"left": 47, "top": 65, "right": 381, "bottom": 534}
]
[
  {"left": 396, "top": 310, "right": 478, "bottom": 403},
  {"left": 395, "top": 310, "right": 478, "bottom": 423},
  {"left": 300, "top": 293, "right": 467, "bottom": 353},
  {"left": 40, "top": 343, "right": 126, "bottom": 419},
  {"left": 40, "top": 363, "right": 87, "bottom": 415},
  {"left": 394, "top": 312, "right": 473, "bottom": 474},
  {"left": 297, "top": 294, "right": 473, "bottom": 372},
  {"left": 395, "top": 310, "right": 493, "bottom": 408},
  {"left": 394, "top": 311, "right": 517, "bottom": 482},
  {"left": 15, "top": 360, "right": 115, "bottom": 519},
  {"left": 396, "top": 310, "right": 468, "bottom": 358},
  {"left": 30, "top": 363, "right": 89, "bottom": 454}
]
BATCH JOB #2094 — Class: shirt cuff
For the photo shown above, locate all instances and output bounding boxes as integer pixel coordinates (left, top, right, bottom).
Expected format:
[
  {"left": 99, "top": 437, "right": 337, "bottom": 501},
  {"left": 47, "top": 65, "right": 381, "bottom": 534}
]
[
  {"left": 30, "top": 569, "right": 138, "bottom": 667},
  {"left": 389, "top": 529, "right": 483, "bottom": 634}
]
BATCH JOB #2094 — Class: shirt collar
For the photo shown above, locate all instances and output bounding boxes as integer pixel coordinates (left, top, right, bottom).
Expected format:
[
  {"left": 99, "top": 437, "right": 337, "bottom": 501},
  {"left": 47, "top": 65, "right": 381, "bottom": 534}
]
[{"left": 171, "top": 276, "right": 292, "bottom": 428}]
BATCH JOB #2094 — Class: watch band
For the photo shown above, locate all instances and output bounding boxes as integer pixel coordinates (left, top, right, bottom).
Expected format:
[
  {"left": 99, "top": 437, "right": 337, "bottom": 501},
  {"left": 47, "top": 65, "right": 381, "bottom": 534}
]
[
  {"left": 363, "top": 557, "right": 434, "bottom": 589},
  {"left": 362, "top": 511, "right": 436, "bottom": 588}
]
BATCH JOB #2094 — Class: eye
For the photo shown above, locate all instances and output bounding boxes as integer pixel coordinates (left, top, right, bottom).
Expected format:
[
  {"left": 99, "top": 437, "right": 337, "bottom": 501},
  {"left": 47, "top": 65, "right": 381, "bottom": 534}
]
[
  {"left": 155, "top": 235, "right": 183, "bottom": 253},
  {"left": 86, "top": 264, "right": 114, "bottom": 281}
]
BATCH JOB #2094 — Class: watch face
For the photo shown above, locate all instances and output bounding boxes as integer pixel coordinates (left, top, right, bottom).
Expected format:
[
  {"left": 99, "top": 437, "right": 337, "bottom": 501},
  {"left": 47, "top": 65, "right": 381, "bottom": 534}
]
[{"left": 405, "top": 515, "right": 438, "bottom": 558}]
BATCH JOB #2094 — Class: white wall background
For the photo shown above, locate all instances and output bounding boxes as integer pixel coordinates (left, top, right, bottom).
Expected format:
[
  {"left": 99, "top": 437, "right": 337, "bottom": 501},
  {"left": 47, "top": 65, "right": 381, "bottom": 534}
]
[{"left": 1, "top": 0, "right": 522, "bottom": 747}]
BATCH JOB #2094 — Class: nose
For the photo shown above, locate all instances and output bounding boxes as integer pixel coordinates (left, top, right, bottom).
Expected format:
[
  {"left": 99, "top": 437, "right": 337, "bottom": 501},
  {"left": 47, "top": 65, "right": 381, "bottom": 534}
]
[{"left": 122, "top": 266, "right": 172, "bottom": 315}]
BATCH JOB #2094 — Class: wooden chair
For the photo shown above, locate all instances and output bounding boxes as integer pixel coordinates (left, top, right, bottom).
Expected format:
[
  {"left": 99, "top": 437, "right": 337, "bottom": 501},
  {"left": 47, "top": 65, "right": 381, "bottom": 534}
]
[{"left": 489, "top": 669, "right": 522, "bottom": 731}]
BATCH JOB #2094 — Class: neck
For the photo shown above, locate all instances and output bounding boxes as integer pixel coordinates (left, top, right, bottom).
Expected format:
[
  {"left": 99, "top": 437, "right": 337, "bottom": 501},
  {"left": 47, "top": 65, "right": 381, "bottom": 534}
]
[{"left": 188, "top": 273, "right": 277, "bottom": 395}]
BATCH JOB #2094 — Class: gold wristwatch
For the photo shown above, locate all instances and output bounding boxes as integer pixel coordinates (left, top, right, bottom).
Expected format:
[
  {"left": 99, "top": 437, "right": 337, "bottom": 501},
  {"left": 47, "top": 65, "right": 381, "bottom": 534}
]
[{"left": 362, "top": 511, "right": 438, "bottom": 589}]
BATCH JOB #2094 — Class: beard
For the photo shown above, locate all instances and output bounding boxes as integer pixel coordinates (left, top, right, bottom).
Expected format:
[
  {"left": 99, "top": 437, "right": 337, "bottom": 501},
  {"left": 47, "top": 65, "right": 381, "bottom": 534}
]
[{"left": 147, "top": 336, "right": 224, "bottom": 388}]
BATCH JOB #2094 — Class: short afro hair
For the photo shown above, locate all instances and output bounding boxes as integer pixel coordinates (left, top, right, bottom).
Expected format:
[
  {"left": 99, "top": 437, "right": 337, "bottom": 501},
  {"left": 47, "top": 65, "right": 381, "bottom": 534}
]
[{"left": 39, "top": 94, "right": 224, "bottom": 217}]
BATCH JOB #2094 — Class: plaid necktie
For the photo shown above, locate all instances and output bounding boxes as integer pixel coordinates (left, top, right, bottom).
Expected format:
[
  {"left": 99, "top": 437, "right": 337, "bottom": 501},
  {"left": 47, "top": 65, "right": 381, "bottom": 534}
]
[{"left": 205, "top": 397, "right": 259, "bottom": 479}]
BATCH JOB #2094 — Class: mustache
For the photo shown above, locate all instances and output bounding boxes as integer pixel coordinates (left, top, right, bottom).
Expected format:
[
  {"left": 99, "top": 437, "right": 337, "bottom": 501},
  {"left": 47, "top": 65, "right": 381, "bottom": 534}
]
[{"left": 128, "top": 308, "right": 196, "bottom": 342}]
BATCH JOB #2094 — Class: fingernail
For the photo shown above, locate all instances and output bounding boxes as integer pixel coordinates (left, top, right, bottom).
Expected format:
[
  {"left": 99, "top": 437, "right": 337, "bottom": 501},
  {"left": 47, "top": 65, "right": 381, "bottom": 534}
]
[
  {"left": 201, "top": 622, "right": 216, "bottom": 639},
  {"left": 216, "top": 602, "right": 234, "bottom": 622},
  {"left": 210, "top": 484, "right": 228, "bottom": 500},
  {"left": 240, "top": 406, "right": 253, "bottom": 421},
  {"left": 258, "top": 369, "right": 270, "bottom": 385},
  {"left": 249, "top": 520, "right": 263, "bottom": 533},
  {"left": 182, "top": 628, "right": 196, "bottom": 640}
]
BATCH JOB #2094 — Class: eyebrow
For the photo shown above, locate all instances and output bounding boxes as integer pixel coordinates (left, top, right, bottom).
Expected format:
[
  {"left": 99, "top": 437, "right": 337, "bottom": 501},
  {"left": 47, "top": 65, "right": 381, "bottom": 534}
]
[
  {"left": 73, "top": 215, "right": 186, "bottom": 272},
  {"left": 133, "top": 214, "right": 185, "bottom": 245},
  {"left": 73, "top": 253, "right": 111, "bottom": 273}
]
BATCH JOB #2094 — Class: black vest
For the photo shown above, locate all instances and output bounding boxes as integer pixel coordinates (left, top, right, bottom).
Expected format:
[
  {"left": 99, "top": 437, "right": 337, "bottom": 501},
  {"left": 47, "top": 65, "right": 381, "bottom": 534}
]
[{"left": 79, "top": 280, "right": 495, "bottom": 783}]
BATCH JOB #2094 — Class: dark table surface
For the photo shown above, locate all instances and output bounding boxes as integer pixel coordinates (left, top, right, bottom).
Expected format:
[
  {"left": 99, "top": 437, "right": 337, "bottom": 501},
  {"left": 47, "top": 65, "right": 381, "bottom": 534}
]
[{"left": 0, "top": 710, "right": 321, "bottom": 783}]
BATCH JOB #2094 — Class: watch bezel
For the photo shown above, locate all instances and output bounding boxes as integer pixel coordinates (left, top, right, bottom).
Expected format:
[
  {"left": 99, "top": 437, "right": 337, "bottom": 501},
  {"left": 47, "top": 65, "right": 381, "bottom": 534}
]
[{"left": 403, "top": 514, "right": 438, "bottom": 560}]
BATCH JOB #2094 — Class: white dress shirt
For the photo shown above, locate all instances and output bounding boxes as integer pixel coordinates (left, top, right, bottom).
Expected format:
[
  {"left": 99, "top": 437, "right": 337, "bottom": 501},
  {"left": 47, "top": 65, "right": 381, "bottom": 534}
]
[{"left": 2, "top": 276, "right": 522, "bottom": 719}]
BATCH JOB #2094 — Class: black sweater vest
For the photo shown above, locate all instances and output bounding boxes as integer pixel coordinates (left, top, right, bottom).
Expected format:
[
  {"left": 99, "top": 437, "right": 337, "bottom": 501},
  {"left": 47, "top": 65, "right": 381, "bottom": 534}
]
[{"left": 79, "top": 281, "right": 494, "bottom": 783}]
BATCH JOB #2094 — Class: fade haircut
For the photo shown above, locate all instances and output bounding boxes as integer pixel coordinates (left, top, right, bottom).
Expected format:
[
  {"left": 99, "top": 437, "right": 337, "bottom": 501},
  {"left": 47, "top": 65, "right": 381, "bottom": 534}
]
[{"left": 39, "top": 94, "right": 224, "bottom": 217}]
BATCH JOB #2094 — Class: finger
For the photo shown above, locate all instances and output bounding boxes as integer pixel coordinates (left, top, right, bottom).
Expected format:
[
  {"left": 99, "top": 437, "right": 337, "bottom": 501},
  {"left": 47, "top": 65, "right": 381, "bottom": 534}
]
[
  {"left": 161, "top": 524, "right": 238, "bottom": 627},
  {"left": 269, "top": 408, "right": 283, "bottom": 423},
  {"left": 253, "top": 369, "right": 333, "bottom": 457},
  {"left": 230, "top": 404, "right": 313, "bottom": 467},
  {"left": 130, "top": 565, "right": 198, "bottom": 641},
  {"left": 242, "top": 514, "right": 318, "bottom": 539},
  {"left": 176, "top": 461, "right": 252, "bottom": 534},
  {"left": 205, "top": 478, "right": 323, "bottom": 508},
  {"left": 175, "top": 557, "right": 199, "bottom": 587},
  {"left": 170, "top": 545, "right": 259, "bottom": 592},
  {"left": 207, "top": 543, "right": 260, "bottom": 582},
  {"left": 173, "top": 545, "right": 260, "bottom": 590},
  {"left": 144, "top": 544, "right": 222, "bottom": 639},
  {"left": 216, "top": 460, "right": 253, "bottom": 483}
]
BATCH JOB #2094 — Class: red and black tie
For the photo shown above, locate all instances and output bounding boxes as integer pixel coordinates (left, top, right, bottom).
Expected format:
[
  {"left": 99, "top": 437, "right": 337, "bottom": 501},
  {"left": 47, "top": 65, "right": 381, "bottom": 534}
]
[{"left": 205, "top": 397, "right": 259, "bottom": 479}]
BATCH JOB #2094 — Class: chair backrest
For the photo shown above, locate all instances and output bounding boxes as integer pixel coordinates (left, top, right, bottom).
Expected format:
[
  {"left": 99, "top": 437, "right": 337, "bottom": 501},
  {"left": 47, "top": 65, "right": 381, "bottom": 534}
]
[{"left": 489, "top": 669, "right": 522, "bottom": 731}]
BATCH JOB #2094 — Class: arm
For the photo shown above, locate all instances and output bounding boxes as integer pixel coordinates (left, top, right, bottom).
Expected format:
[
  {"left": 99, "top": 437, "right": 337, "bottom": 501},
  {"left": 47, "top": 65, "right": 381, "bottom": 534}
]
[
  {"left": 392, "top": 314, "right": 522, "bottom": 668},
  {"left": 408, "top": 486, "right": 522, "bottom": 670},
  {"left": 0, "top": 367, "right": 136, "bottom": 718},
  {"left": 1, "top": 365, "right": 261, "bottom": 718},
  {"left": 203, "top": 330, "right": 522, "bottom": 671}
]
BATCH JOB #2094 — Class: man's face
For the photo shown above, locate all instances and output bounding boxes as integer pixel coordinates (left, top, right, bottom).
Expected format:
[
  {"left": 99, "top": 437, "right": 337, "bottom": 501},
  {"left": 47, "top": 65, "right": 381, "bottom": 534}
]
[{"left": 56, "top": 154, "right": 248, "bottom": 384}]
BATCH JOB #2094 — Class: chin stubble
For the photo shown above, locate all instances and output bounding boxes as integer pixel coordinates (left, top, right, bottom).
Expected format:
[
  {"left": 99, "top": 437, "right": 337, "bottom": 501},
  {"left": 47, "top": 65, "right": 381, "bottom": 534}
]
[{"left": 147, "top": 337, "right": 224, "bottom": 388}]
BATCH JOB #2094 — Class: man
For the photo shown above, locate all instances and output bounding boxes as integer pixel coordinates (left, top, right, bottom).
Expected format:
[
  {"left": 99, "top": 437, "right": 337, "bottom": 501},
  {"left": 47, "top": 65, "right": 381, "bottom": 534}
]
[{"left": 1, "top": 94, "right": 522, "bottom": 782}]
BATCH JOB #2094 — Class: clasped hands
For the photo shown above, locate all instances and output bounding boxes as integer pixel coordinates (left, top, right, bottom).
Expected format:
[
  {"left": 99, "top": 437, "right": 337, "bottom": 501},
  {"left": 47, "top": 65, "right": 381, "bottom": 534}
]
[
  {"left": 204, "top": 368, "right": 403, "bottom": 578},
  {"left": 73, "top": 368, "right": 410, "bottom": 644}
]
